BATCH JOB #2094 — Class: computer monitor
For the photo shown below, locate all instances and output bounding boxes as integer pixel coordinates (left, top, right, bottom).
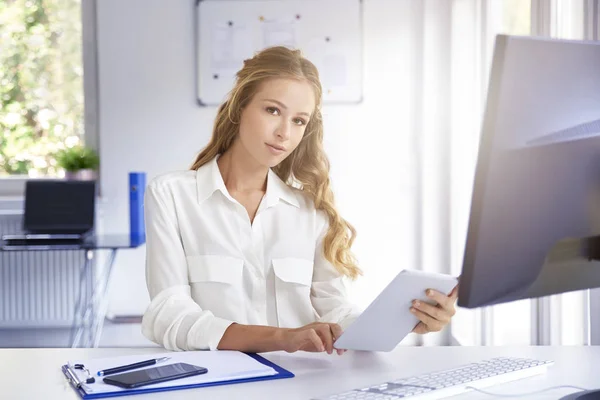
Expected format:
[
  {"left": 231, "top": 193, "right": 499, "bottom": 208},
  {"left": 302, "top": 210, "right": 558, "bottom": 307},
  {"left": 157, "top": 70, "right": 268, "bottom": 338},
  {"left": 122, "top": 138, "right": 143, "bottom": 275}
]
[{"left": 457, "top": 35, "right": 600, "bottom": 309}]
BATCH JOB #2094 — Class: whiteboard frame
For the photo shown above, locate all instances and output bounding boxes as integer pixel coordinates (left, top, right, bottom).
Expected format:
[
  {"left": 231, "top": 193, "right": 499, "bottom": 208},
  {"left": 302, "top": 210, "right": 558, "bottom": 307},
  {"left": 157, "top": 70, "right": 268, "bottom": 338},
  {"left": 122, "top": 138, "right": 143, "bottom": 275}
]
[{"left": 194, "top": 0, "right": 364, "bottom": 107}]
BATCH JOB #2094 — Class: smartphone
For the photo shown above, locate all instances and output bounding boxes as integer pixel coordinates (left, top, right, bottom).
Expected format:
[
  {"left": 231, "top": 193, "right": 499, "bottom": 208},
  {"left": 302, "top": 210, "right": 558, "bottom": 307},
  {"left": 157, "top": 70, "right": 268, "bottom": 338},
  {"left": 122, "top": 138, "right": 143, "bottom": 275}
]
[{"left": 103, "top": 363, "right": 208, "bottom": 389}]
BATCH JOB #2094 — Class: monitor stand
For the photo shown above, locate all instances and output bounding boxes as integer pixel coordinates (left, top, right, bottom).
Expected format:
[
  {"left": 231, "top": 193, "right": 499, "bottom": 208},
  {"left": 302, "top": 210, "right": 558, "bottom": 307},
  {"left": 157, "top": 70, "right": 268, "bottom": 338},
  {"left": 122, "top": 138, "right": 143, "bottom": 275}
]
[{"left": 560, "top": 389, "right": 600, "bottom": 399}]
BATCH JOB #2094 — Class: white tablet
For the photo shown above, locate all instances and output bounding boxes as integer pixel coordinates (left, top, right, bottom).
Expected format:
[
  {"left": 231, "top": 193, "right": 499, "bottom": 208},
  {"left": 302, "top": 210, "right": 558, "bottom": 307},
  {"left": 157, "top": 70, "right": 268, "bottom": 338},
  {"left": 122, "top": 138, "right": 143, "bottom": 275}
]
[{"left": 334, "top": 270, "right": 458, "bottom": 352}]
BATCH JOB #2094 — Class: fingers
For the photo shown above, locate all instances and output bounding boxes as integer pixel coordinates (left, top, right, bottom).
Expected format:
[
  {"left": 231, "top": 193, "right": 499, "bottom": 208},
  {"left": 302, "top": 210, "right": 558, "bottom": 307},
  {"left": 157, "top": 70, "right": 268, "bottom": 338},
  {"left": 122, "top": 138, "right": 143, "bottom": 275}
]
[
  {"left": 284, "top": 328, "right": 323, "bottom": 353},
  {"left": 448, "top": 284, "right": 459, "bottom": 298},
  {"left": 329, "top": 323, "right": 343, "bottom": 343},
  {"left": 425, "top": 289, "right": 455, "bottom": 312},
  {"left": 411, "top": 288, "right": 457, "bottom": 335},
  {"left": 305, "top": 329, "right": 325, "bottom": 352},
  {"left": 292, "top": 323, "right": 347, "bottom": 355},
  {"left": 412, "top": 300, "right": 450, "bottom": 323},
  {"left": 313, "top": 323, "right": 346, "bottom": 355},
  {"left": 412, "top": 321, "right": 429, "bottom": 334},
  {"left": 315, "top": 324, "right": 334, "bottom": 354},
  {"left": 410, "top": 307, "right": 444, "bottom": 332},
  {"left": 329, "top": 324, "right": 345, "bottom": 355}
]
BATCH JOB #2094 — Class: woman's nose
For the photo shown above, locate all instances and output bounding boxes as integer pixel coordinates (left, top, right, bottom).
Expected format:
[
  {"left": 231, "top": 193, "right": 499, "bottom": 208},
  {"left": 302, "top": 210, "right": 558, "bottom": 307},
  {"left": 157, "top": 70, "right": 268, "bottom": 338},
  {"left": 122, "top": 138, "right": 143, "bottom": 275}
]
[{"left": 275, "top": 120, "right": 291, "bottom": 140}]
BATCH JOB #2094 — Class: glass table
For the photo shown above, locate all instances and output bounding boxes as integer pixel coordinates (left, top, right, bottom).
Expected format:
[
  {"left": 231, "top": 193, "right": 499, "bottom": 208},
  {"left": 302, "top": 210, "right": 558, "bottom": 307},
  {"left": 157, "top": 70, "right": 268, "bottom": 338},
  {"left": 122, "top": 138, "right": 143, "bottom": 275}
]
[{"left": 0, "top": 234, "right": 145, "bottom": 348}]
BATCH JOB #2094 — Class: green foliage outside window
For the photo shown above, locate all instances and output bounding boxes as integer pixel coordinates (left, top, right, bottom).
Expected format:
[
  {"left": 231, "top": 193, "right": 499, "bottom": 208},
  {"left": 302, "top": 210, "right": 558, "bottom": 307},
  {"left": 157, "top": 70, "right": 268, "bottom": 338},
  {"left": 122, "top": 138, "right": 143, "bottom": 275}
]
[{"left": 0, "top": 0, "right": 83, "bottom": 177}]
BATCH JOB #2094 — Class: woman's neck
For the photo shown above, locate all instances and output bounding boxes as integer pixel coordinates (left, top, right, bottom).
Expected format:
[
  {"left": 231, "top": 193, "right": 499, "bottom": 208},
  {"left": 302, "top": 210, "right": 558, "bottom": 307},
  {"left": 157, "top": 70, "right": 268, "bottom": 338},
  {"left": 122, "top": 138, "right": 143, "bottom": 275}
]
[{"left": 217, "top": 142, "right": 268, "bottom": 194}]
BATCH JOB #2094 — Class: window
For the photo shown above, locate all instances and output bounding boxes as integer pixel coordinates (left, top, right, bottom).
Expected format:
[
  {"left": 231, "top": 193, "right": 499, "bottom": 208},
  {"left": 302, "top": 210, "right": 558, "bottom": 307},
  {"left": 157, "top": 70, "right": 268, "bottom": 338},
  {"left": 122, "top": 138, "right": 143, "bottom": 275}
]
[
  {"left": 483, "top": 0, "right": 534, "bottom": 346},
  {"left": 450, "top": 0, "right": 534, "bottom": 347},
  {"left": 502, "top": 0, "right": 532, "bottom": 36},
  {"left": 0, "top": 0, "right": 84, "bottom": 178},
  {"left": 555, "top": 0, "right": 585, "bottom": 40},
  {"left": 480, "top": 0, "right": 589, "bottom": 346}
]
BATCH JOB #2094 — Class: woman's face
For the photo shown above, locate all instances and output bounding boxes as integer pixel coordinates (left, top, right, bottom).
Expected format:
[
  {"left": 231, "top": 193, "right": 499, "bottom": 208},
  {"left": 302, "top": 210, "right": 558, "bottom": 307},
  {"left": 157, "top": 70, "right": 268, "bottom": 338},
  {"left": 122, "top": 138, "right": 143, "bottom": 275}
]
[{"left": 237, "top": 78, "right": 315, "bottom": 168}]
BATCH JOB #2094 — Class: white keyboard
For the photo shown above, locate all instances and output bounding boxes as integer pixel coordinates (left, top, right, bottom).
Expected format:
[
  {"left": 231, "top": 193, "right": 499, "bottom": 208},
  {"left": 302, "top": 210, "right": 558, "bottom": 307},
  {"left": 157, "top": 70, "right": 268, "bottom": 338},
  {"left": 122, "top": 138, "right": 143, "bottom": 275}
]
[{"left": 314, "top": 357, "right": 554, "bottom": 400}]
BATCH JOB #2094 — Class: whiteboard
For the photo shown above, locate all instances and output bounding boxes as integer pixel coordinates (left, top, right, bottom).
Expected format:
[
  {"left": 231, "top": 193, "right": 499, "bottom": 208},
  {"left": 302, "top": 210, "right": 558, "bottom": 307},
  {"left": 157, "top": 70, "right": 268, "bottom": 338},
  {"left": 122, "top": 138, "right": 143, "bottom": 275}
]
[{"left": 195, "top": 0, "right": 363, "bottom": 106}]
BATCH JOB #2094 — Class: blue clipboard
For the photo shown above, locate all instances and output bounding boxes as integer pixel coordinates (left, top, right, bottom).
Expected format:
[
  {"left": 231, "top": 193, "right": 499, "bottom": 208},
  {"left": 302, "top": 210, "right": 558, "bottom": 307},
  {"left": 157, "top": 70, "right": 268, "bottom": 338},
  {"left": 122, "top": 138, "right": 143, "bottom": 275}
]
[{"left": 62, "top": 353, "right": 294, "bottom": 399}]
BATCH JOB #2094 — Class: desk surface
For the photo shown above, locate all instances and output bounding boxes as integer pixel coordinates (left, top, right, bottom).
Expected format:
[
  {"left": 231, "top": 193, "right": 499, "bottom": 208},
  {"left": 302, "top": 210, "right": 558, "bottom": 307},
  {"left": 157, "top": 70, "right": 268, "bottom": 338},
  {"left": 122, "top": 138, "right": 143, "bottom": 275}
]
[{"left": 3, "top": 346, "right": 598, "bottom": 400}]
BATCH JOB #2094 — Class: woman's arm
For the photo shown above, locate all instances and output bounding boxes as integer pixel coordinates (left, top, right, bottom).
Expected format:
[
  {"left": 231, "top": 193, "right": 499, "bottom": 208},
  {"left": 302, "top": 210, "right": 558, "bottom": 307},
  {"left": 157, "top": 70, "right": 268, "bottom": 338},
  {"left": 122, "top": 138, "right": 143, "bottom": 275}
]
[
  {"left": 142, "top": 182, "right": 233, "bottom": 351},
  {"left": 310, "top": 210, "right": 362, "bottom": 331},
  {"left": 218, "top": 322, "right": 344, "bottom": 354},
  {"left": 217, "top": 324, "right": 284, "bottom": 352}
]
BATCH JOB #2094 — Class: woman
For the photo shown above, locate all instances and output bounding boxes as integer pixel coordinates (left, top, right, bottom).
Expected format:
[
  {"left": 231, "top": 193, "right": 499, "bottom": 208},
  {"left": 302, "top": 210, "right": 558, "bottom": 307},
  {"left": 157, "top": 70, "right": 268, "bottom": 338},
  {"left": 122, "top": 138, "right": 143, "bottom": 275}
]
[{"left": 141, "top": 46, "right": 457, "bottom": 354}]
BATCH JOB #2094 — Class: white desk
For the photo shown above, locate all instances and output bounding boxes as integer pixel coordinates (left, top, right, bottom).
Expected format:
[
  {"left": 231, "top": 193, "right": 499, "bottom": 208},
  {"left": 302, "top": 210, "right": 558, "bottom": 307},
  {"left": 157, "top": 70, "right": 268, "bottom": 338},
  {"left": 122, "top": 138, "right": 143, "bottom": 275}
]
[{"left": 2, "top": 346, "right": 599, "bottom": 399}]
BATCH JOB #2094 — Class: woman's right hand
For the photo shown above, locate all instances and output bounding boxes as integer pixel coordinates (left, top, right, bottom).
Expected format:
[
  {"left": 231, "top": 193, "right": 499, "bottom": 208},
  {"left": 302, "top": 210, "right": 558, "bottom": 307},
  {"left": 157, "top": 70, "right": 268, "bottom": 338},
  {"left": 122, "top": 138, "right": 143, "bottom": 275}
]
[{"left": 279, "top": 322, "right": 346, "bottom": 355}]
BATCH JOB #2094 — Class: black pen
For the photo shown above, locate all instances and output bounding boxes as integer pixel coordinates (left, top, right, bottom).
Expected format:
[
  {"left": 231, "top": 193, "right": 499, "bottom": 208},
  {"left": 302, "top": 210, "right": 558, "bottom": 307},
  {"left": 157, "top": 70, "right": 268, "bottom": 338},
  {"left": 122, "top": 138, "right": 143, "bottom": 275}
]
[{"left": 97, "top": 357, "right": 171, "bottom": 376}]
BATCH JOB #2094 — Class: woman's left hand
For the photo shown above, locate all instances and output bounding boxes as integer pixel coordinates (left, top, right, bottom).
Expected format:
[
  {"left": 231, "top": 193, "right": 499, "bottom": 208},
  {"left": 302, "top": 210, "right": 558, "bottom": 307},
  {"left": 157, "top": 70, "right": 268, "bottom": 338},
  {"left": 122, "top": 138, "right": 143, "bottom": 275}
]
[{"left": 411, "top": 285, "right": 458, "bottom": 334}]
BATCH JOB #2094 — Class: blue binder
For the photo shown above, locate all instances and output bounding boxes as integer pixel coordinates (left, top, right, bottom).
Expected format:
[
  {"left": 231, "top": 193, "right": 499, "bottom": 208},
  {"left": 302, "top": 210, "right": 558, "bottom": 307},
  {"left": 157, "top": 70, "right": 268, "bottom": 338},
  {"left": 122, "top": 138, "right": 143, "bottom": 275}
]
[
  {"left": 129, "top": 172, "right": 146, "bottom": 239},
  {"left": 62, "top": 353, "right": 294, "bottom": 399}
]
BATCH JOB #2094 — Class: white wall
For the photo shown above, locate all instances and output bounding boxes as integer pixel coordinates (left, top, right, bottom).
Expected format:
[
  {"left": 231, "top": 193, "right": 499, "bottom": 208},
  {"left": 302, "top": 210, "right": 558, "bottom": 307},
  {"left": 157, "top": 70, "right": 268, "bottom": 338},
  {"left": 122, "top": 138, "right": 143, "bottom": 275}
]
[{"left": 96, "top": 0, "right": 419, "bottom": 316}]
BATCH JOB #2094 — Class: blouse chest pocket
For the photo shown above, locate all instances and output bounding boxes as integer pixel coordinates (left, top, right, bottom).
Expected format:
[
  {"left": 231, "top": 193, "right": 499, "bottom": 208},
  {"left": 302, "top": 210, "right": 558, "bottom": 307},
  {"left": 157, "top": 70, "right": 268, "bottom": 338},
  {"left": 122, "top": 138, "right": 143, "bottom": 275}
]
[
  {"left": 272, "top": 258, "right": 316, "bottom": 328},
  {"left": 187, "top": 255, "right": 244, "bottom": 317}
]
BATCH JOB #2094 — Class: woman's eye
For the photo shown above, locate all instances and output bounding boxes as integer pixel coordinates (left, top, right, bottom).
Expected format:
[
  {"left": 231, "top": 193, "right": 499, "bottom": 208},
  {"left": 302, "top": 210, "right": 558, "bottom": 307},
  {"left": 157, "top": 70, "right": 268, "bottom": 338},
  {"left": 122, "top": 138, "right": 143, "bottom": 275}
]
[
  {"left": 266, "top": 107, "right": 280, "bottom": 115},
  {"left": 293, "top": 118, "right": 307, "bottom": 126}
]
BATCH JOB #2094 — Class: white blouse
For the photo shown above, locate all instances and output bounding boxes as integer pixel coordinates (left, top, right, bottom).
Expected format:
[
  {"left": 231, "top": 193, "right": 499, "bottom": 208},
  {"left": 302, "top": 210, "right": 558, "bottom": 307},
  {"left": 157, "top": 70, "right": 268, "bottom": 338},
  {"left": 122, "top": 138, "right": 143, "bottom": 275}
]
[{"left": 141, "top": 156, "right": 360, "bottom": 351}]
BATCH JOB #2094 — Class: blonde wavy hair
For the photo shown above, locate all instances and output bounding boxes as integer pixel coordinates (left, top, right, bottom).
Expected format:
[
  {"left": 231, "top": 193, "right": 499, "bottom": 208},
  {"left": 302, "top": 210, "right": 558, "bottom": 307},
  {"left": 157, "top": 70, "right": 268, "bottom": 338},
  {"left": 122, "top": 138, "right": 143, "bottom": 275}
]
[{"left": 190, "top": 46, "right": 361, "bottom": 279}]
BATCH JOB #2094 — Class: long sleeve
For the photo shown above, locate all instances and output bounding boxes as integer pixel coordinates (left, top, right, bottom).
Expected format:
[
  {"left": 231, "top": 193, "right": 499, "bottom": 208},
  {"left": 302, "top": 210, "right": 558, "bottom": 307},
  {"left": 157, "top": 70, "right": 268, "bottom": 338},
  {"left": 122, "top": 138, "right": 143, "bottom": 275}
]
[
  {"left": 311, "top": 210, "right": 362, "bottom": 331},
  {"left": 141, "top": 183, "right": 234, "bottom": 351}
]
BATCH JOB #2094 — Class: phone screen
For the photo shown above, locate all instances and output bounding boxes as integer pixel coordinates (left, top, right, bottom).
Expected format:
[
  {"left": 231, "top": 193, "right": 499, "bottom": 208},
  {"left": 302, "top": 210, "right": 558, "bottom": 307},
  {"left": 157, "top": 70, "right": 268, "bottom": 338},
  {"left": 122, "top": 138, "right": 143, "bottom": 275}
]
[{"left": 103, "top": 363, "right": 208, "bottom": 389}]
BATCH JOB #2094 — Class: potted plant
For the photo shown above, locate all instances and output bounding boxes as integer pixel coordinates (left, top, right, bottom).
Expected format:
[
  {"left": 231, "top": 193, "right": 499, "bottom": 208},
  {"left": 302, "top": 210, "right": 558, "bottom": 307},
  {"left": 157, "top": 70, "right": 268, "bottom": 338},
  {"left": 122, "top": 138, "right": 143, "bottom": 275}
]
[{"left": 55, "top": 146, "right": 100, "bottom": 180}]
